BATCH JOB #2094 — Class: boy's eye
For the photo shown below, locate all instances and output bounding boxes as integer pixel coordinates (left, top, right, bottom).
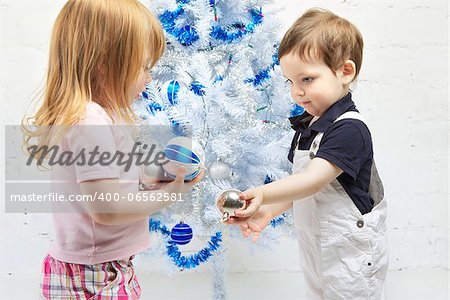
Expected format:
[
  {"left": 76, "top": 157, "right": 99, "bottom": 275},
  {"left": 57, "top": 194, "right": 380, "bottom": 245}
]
[
  {"left": 285, "top": 79, "right": 293, "bottom": 85},
  {"left": 302, "top": 77, "right": 313, "bottom": 83}
]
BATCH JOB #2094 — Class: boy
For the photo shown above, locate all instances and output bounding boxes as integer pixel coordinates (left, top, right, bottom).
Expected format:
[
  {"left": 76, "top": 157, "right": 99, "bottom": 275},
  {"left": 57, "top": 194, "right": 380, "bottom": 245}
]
[{"left": 228, "top": 8, "right": 388, "bottom": 300}]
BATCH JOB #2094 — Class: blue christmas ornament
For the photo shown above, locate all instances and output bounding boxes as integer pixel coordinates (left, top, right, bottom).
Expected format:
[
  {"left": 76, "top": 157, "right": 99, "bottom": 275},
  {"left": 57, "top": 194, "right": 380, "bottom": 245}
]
[
  {"left": 161, "top": 80, "right": 181, "bottom": 105},
  {"left": 170, "top": 222, "right": 193, "bottom": 245},
  {"left": 162, "top": 136, "right": 205, "bottom": 181},
  {"left": 149, "top": 219, "right": 222, "bottom": 269}
]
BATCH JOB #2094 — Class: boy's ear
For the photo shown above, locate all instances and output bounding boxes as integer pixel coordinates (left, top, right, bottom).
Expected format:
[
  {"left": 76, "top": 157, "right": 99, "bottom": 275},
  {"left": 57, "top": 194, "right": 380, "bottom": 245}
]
[{"left": 341, "top": 60, "right": 356, "bottom": 85}]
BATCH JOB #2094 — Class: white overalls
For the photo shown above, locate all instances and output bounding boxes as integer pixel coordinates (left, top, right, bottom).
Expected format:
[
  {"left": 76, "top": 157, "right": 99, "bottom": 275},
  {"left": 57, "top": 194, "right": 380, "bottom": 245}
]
[{"left": 292, "top": 111, "right": 388, "bottom": 300}]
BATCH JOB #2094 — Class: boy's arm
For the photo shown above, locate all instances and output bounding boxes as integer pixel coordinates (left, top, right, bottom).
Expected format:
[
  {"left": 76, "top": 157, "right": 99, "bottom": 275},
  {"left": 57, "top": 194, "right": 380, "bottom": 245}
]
[
  {"left": 236, "top": 157, "right": 342, "bottom": 218},
  {"left": 264, "top": 201, "right": 293, "bottom": 218},
  {"left": 227, "top": 202, "right": 293, "bottom": 242},
  {"left": 228, "top": 201, "right": 292, "bottom": 225}
]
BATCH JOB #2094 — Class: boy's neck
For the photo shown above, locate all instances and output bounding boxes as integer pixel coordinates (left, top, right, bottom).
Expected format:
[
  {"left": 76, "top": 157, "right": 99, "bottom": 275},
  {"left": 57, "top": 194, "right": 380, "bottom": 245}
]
[{"left": 311, "top": 89, "right": 351, "bottom": 124}]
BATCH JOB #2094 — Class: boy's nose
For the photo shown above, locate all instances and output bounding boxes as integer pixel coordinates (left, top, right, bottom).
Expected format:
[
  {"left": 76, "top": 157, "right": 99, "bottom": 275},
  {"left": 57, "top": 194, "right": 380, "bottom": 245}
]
[
  {"left": 296, "top": 87, "right": 305, "bottom": 97},
  {"left": 292, "top": 86, "right": 305, "bottom": 98}
]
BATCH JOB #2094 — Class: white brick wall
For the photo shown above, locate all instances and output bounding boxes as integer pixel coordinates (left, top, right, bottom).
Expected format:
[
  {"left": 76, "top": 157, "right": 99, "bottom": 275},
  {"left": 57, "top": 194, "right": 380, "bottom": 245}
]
[{"left": 0, "top": 0, "right": 448, "bottom": 286}]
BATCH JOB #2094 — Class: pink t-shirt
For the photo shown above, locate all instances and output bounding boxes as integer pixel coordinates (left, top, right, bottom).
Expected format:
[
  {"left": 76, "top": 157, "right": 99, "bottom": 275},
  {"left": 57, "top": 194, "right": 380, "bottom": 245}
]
[{"left": 49, "top": 102, "right": 150, "bottom": 264}]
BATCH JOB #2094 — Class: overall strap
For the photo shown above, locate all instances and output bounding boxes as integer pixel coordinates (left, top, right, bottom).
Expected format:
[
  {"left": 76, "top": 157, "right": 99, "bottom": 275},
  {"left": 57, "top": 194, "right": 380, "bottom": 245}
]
[
  {"left": 334, "top": 111, "right": 367, "bottom": 125},
  {"left": 309, "top": 111, "right": 368, "bottom": 155}
]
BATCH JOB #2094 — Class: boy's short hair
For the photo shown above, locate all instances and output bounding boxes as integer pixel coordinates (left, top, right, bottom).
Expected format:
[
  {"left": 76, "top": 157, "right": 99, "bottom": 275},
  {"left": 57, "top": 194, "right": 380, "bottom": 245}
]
[{"left": 278, "top": 8, "right": 364, "bottom": 80}]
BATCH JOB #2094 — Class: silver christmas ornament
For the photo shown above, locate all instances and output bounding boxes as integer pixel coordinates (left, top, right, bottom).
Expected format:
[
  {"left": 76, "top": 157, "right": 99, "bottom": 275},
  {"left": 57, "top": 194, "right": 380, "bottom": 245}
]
[
  {"left": 215, "top": 189, "right": 246, "bottom": 222},
  {"left": 208, "top": 161, "right": 232, "bottom": 181}
]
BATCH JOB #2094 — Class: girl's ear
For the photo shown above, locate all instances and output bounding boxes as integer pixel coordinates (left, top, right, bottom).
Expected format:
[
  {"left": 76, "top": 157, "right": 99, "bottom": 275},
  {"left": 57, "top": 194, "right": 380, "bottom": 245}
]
[{"left": 341, "top": 60, "right": 356, "bottom": 85}]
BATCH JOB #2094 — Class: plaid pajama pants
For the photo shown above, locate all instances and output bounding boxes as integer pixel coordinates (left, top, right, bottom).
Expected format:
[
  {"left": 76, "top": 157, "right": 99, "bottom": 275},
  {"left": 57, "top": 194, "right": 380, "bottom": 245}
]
[{"left": 40, "top": 255, "right": 141, "bottom": 299}]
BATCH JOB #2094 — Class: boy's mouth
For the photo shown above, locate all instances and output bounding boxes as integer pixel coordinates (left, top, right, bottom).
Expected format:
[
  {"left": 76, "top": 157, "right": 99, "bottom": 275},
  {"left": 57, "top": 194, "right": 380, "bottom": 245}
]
[{"left": 298, "top": 101, "right": 311, "bottom": 107}]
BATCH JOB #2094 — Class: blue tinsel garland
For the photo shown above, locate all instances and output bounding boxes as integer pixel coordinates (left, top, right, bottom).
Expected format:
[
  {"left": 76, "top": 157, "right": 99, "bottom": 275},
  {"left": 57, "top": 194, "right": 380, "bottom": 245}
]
[
  {"left": 159, "top": 0, "right": 200, "bottom": 46},
  {"left": 245, "top": 48, "right": 279, "bottom": 86},
  {"left": 210, "top": 8, "right": 264, "bottom": 43},
  {"left": 146, "top": 102, "right": 163, "bottom": 115},
  {"left": 149, "top": 219, "right": 223, "bottom": 269},
  {"left": 270, "top": 213, "right": 287, "bottom": 228},
  {"left": 290, "top": 104, "right": 305, "bottom": 117},
  {"left": 159, "top": 2, "right": 264, "bottom": 47},
  {"left": 189, "top": 81, "right": 206, "bottom": 96}
]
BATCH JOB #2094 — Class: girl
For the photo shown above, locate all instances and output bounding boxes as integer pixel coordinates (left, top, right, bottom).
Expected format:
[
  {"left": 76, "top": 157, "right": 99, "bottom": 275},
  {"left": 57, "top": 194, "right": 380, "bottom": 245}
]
[{"left": 24, "top": 0, "right": 202, "bottom": 298}]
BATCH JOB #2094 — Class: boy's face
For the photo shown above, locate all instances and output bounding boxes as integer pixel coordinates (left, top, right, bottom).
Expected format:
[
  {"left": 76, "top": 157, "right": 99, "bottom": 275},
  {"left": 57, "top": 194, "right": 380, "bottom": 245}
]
[{"left": 280, "top": 52, "right": 351, "bottom": 117}]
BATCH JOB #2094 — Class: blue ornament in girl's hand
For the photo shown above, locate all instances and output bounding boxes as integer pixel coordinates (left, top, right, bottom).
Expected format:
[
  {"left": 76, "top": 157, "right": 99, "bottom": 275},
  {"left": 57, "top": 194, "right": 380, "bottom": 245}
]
[
  {"left": 170, "top": 222, "right": 193, "bottom": 245},
  {"left": 161, "top": 80, "right": 180, "bottom": 105},
  {"left": 162, "top": 136, "right": 205, "bottom": 181}
]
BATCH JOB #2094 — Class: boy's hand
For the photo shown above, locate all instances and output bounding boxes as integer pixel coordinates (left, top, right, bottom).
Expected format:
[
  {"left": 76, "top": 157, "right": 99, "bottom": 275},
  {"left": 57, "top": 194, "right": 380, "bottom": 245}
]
[
  {"left": 234, "top": 188, "right": 264, "bottom": 218},
  {"left": 226, "top": 206, "right": 273, "bottom": 242}
]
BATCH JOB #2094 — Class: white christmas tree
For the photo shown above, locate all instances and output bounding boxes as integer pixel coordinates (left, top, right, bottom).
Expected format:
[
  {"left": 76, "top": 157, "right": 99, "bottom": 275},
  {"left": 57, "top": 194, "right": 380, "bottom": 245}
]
[{"left": 133, "top": 1, "right": 303, "bottom": 298}]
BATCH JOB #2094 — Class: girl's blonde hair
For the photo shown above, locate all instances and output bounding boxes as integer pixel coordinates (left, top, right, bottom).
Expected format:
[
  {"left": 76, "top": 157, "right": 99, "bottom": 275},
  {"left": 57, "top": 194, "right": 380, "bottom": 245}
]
[{"left": 23, "top": 0, "right": 165, "bottom": 156}]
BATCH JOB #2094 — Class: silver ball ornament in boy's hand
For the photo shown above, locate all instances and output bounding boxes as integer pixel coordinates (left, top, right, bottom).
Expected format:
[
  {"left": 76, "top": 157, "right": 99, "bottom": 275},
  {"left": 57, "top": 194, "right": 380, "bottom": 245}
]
[{"left": 215, "top": 189, "right": 246, "bottom": 222}]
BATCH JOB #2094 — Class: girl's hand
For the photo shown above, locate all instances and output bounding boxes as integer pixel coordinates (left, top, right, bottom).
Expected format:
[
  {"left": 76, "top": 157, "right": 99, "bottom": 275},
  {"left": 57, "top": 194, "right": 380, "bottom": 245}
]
[
  {"left": 159, "top": 167, "right": 204, "bottom": 195},
  {"left": 234, "top": 188, "right": 264, "bottom": 218},
  {"left": 226, "top": 206, "right": 273, "bottom": 242}
]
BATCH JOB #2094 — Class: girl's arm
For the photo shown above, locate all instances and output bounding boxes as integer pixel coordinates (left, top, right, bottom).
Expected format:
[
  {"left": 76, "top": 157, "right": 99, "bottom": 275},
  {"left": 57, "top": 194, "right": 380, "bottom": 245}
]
[
  {"left": 235, "top": 157, "right": 342, "bottom": 218},
  {"left": 80, "top": 168, "right": 203, "bottom": 225}
]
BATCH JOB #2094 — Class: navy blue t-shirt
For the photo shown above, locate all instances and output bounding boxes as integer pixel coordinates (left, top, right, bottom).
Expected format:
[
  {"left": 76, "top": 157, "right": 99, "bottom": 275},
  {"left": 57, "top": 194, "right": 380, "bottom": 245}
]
[{"left": 288, "top": 92, "right": 374, "bottom": 214}]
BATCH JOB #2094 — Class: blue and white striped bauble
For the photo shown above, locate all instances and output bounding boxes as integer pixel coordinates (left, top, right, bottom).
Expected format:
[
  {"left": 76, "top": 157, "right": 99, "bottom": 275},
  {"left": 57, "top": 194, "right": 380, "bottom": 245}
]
[
  {"left": 162, "top": 136, "right": 205, "bottom": 181},
  {"left": 161, "top": 80, "right": 180, "bottom": 105},
  {"left": 170, "top": 222, "right": 193, "bottom": 245}
]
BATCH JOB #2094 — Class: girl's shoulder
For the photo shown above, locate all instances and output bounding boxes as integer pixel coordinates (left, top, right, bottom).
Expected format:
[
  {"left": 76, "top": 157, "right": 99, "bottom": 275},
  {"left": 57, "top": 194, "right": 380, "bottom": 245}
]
[{"left": 78, "top": 102, "right": 113, "bottom": 126}]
